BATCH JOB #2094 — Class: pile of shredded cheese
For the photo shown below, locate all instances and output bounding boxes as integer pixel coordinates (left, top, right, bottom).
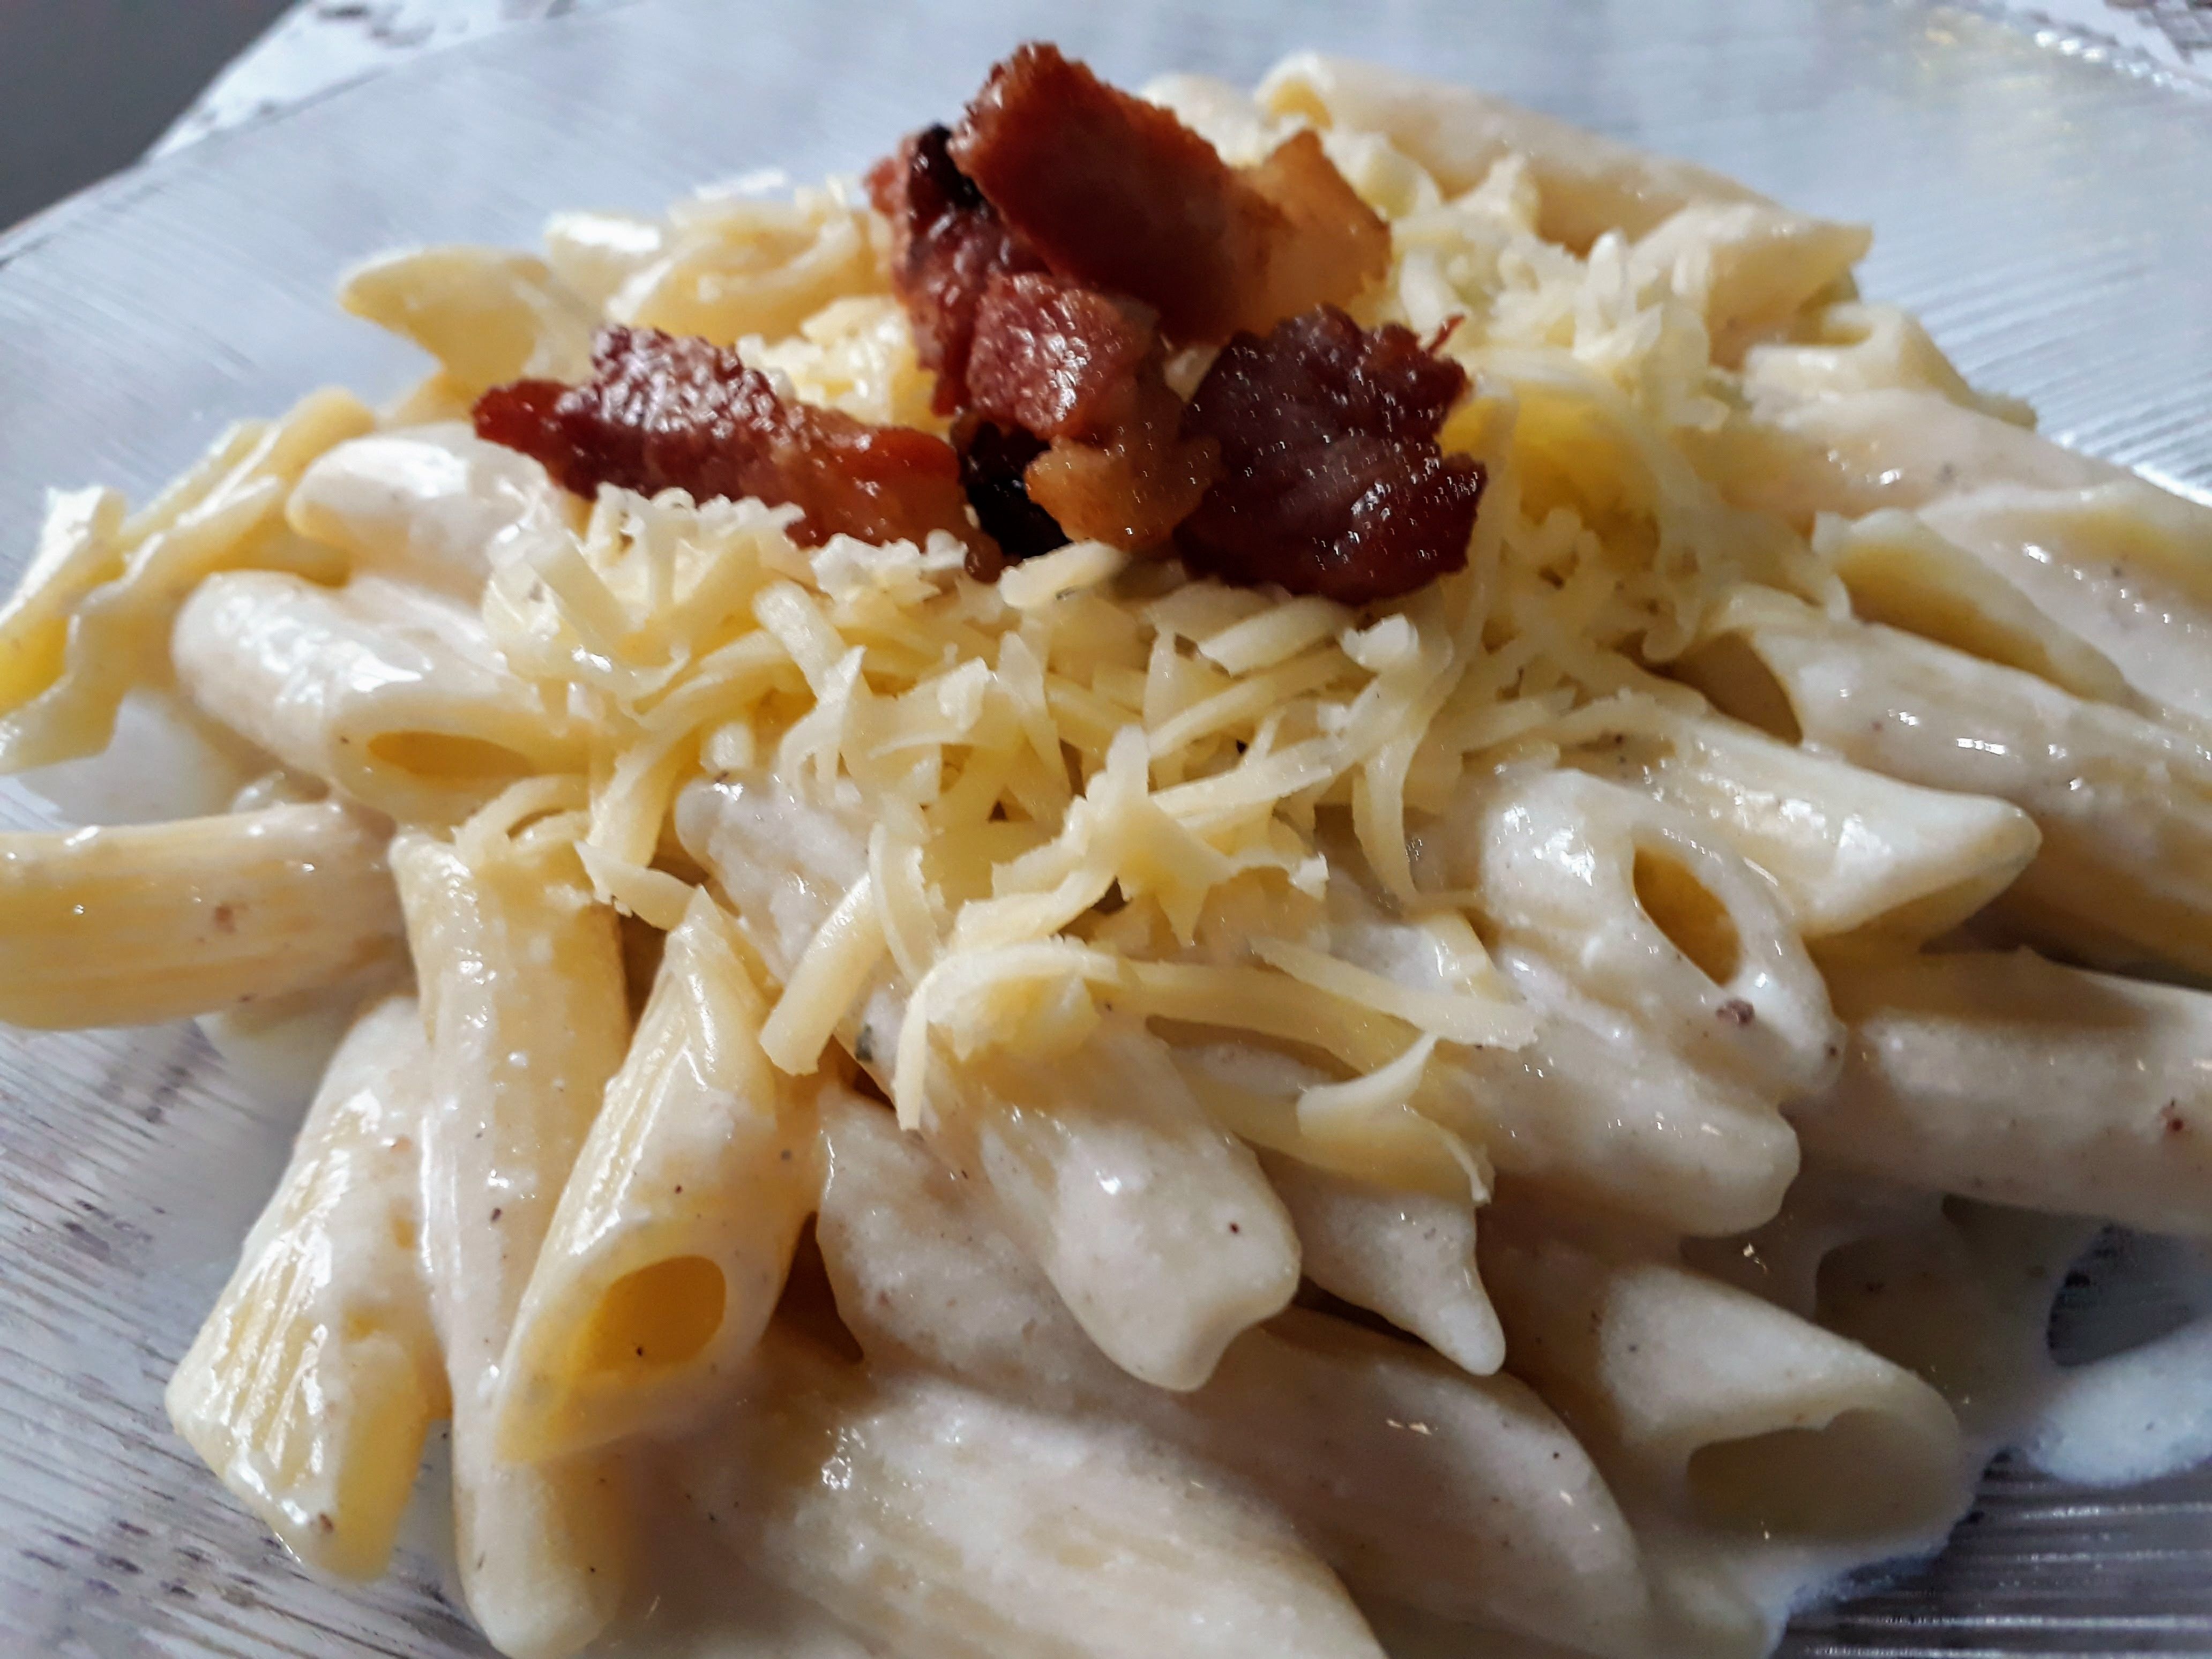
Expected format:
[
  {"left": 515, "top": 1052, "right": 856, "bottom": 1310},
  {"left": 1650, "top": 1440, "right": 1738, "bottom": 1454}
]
[{"left": 472, "top": 69, "right": 1856, "bottom": 1167}]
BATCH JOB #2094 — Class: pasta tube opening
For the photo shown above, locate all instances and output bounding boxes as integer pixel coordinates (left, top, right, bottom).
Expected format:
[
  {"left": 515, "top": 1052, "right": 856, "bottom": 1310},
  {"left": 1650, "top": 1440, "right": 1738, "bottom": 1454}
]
[
  {"left": 1631, "top": 847, "right": 1743, "bottom": 987},
  {"left": 1672, "top": 634, "right": 1802, "bottom": 743},
  {"left": 574, "top": 1255, "right": 729, "bottom": 1372},
  {"left": 364, "top": 729, "right": 539, "bottom": 781},
  {"left": 1685, "top": 1407, "right": 1962, "bottom": 1538}
]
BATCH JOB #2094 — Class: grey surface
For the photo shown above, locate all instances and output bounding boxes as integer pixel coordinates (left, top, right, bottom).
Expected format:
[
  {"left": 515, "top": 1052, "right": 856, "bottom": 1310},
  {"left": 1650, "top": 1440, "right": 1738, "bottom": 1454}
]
[
  {"left": 0, "top": 0, "right": 296, "bottom": 230},
  {"left": 0, "top": 1, "right": 2209, "bottom": 1654}
]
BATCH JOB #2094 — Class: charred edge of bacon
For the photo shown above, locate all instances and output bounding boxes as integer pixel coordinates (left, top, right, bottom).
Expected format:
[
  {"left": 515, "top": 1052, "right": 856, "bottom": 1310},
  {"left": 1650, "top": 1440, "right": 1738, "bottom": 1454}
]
[
  {"left": 955, "top": 416, "right": 1067, "bottom": 574},
  {"left": 1177, "top": 305, "right": 1486, "bottom": 606}
]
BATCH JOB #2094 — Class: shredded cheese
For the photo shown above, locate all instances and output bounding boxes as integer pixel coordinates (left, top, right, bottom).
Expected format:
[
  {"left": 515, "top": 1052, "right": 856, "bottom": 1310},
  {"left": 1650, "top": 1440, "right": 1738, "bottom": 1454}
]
[{"left": 462, "top": 85, "right": 1870, "bottom": 1174}]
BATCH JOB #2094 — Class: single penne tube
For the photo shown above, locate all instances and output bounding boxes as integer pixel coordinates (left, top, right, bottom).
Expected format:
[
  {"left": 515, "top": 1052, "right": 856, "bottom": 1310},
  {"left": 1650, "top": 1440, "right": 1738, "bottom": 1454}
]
[
  {"left": 938, "top": 1023, "right": 1303, "bottom": 1392},
  {"left": 685, "top": 1334, "right": 1386, "bottom": 1659},
  {"left": 1678, "top": 590, "right": 2212, "bottom": 977},
  {"left": 1479, "top": 1221, "right": 1969, "bottom": 1542},
  {"left": 1626, "top": 201, "right": 1871, "bottom": 366},
  {"left": 675, "top": 775, "right": 1301, "bottom": 1392},
  {"left": 1918, "top": 477, "right": 2212, "bottom": 725},
  {"left": 0, "top": 799, "right": 403, "bottom": 1029},
  {"left": 174, "top": 571, "right": 585, "bottom": 826},
  {"left": 0, "top": 388, "right": 371, "bottom": 772},
  {"left": 497, "top": 888, "right": 823, "bottom": 1461},
  {"left": 1257, "top": 53, "right": 1772, "bottom": 249},
  {"left": 1568, "top": 703, "right": 2041, "bottom": 945},
  {"left": 1701, "top": 384, "right": 2120, "bottom": 530},
  {"left": 813, "top": 1095, "right": 1670, "bottom": 1658},
  {"left": 1255, "top": 1147, "right": 1504, "bottom": 1376},
  {"left": 1438, "top": 766, "right": 1841, "bottom": 1100},
  {"left": 1421, "top": 945, "right": 1802, "bottom": 1237},
  {"left": 0, "top": 485, "right": 125, "bottom": 719},
  {"left": 287, "top": 423, "right": 577, "bottom": 601},
  {"left": 166, "top": 993, "right": 445, "bottom": 1580},
  {"left": 1793, "top": 950, "right": 2212, "bottom": 1236},
  {"left": 392, "top": 828, "right": 632, "bottom": 1659},
  {"left": 340, "top": 246, "right": 596, "bottom": 397},
  {"left": 1739, "top": 301, "right": 2032, "bottom": 423},
  {"left": 1814, "top": 507, "right": 2143, "bottom": 711}
]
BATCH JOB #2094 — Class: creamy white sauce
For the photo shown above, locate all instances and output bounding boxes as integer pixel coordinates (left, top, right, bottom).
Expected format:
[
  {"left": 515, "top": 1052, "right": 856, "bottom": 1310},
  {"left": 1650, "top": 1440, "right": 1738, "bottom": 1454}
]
[{"left": 40, "top": 747, "right": 2211, "bottom": 1656}]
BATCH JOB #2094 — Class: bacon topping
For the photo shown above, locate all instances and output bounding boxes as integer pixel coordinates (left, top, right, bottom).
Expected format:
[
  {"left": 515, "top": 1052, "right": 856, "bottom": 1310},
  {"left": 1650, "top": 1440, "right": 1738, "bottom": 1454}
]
[
  {"left": 1176, "top": 305, "right": 1485, "bottom": 605},
  {"left": 473, "top": 326, "right": 980, "bottom": 551},
  {"left": 954, "top": 416, "right": 1066, "bottom": 574},
  {"left": 966, "top": 272, "right": 1155, "bottom": 441},
  {"left": 962, "top": 269, "right": 1220, "bottom": 550},
  {"left": 866, "top": 124, "right": 1045, "bottom": 414},
  {"left": 948, "top": 43, "right": 1388, "bottom": 343}
]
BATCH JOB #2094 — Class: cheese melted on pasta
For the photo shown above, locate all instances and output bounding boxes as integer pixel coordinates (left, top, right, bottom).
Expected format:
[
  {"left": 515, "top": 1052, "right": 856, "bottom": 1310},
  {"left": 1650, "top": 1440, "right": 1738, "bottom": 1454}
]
[{"left": 2, "top": 48, "right": 2210, "bottom": 1659}]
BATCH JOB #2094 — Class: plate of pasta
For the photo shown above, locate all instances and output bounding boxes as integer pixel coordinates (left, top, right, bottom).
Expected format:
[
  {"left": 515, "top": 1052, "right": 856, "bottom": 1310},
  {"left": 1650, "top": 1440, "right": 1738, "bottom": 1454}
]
[{"left": 2, "top": 2, "right": 2210, "bottom": 1657}]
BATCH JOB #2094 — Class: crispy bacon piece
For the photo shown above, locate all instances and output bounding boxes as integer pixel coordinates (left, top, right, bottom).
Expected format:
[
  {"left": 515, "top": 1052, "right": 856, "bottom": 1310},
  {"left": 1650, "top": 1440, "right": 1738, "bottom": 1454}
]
[
  {"left": 473, "top": 326, "right": 980, "bottom": 551},
  {"left": 958, "top": 271, "right": 1219, "bottom": 549},
  {"left": 866, "top": 124, "right": 1045, "bottom": 413},
  {"left": 948, "top": 43, "right": 1388, "bottom": 343},
  {"left": 1177, "top": 305, "right": 1485, "bottom": 604},
  {"left": 966, "top": 272, "right": 1155, "bottom": 441}
]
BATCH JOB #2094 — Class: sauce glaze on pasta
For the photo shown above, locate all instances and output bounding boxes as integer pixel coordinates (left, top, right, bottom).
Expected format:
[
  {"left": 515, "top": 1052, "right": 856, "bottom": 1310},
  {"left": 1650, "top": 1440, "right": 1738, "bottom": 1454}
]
[{"left": 1, "top": 45, "right": 2209, "bottom": 1659}]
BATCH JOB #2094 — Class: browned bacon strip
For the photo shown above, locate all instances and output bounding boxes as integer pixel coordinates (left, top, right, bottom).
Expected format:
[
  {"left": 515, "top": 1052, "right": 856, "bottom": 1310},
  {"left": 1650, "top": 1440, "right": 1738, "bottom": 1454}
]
[
  {"left": 473, "top": 326, "right": 981, "bottom": 552},
  {"left": 866, "top": 124, "right": 1045, "bottom": 414},
  {"left": 949, "top": 43, "right": 1388, "bottom": 343},
  {"left": 1177, "top": 305, "right": 1485, "bottom": 604}
]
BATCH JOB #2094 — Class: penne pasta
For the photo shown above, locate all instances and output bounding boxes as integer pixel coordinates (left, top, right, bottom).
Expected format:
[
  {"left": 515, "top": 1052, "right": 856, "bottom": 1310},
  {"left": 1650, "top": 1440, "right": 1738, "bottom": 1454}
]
[
  {"left": 1694, "top": 385, "right": 2117, "bottom": 531},
  {"left": 0, "top": 799, "right": 402, "bottom": 1029},
  {"left": 1918, "top": 479, "right": 2212, "bottom": 724},
  {"left": 675, "top": 775, "right": 1302, "bottom": 1391},
  {"left": 0, "top": 390, "right": 370, "bottom": 772},
  {"left": 174, "top": 571, "right": 586, "bottom": 826},
  {"left": 288, "top": 424, "right": 578, "bottom": 601},
  {"left": 392, "top": 827, "right": 632, "bottom": 1659},
  {"left": 683, "top": 1333, "right": 1387, "bottom": 1659},
  {"left": 1413, "top": 945, "right": 1800, "bottom": 1237},
  {"left": 1626, "top": 201, "right": 1870, "bottom": 367},
  {"left": 498, "top": 889, "right": 823, "bottom": 1460},
  {"left": 1439, "top": 767, "right": 1841, "bottom": 1101},
  {"left": 1793, "top": 950, "right": 2212, "bottom": 1236},
  {"left": 1679, "top": 1163, "right": 1941, "bottom": 1322},
  {"left": 15, "top": 44, "right": 2212, "bottom": 1659},
  {"left": 1256, "top": 1147, "right": 1504, "bottom": 1376},
  {"left": 1258, "top": 54, "right": 1773, "bottom": 249},
  {"left": 1479, "top": 1220, "right": 1970, "bottom": 1543},
  {"left": 1680, "top": 590, "right": 2212, "bottom": 976},
  {"left": 1814, "top": 1200, "right": 2094, "bottom": 1439},
  {"left": 813, "top": 1095, "right": 1669, "bottom": 1657},
  {"left": 1566, "top": 704, "right": 2041, "bottom": 945},
  {"left": 1738, "top": 302, "right": 2032, "bottom": 423},
  {"left": 1814, "top": 507, "right": 2143, "bottom": 712},
  {"left": 166, "top": 993, "right": 445, "bottom": 1579},
  {"left": 340, "top": 246, "right": 597, "bottom": 397}
]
